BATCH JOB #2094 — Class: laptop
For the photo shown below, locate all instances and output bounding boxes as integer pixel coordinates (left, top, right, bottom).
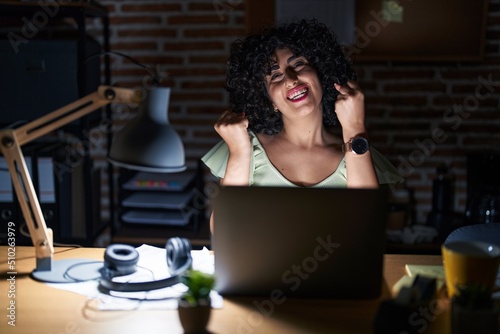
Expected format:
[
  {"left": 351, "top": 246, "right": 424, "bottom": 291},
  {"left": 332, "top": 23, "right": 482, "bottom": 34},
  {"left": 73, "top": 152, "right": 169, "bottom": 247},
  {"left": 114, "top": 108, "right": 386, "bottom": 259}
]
[{"left": 212, "top": 186, "right": 388, "bottom": 299}]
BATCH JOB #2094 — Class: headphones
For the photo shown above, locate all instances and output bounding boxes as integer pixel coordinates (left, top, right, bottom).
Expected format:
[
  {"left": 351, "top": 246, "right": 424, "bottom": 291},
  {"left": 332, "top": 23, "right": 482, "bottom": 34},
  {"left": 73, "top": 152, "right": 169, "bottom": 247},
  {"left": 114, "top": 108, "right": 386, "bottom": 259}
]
[{"left": 98, "top": 237, "right": 192, "bottom": 293}]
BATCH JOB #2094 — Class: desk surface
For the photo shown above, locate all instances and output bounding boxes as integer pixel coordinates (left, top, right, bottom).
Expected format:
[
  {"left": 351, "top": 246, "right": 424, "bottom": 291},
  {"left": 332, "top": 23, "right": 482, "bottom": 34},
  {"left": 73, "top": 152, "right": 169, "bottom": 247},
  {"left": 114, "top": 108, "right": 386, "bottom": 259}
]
[{"left": 0, "top": 246, "right": 448, "bottom": 334}]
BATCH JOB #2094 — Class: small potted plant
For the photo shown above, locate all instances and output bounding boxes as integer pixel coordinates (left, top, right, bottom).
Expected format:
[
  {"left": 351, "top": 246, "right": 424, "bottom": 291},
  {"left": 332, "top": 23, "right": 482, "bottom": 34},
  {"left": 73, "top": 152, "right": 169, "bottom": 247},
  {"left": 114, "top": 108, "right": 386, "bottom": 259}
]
[
  {"left": 451, "top": 283, "right": 499, "bottom": 334},
  {"left": 178, "top": 269, "right": 215, "bottom": 333}
]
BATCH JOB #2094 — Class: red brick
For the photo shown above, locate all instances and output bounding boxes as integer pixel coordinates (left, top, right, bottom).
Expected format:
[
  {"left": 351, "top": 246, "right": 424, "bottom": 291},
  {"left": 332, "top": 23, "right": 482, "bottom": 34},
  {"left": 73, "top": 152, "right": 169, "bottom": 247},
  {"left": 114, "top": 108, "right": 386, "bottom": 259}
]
[
  {"left": 368, "top": 96, "right": 428, "bottom": 106},
  {"left": 451, "top": 84, "right": 482, "bottom": 94},
  {"left": 384, "top": 82, "right": 446, "bottom": 93},
  {"left": 169, "top": 117, "right": 217, "bottom": 127},
  {"left": 118, "top": 28, "right": 177, "bottom": 38},
  {"left": 440, "top": 69, "right": 500, "bottom": 80},
  {"left": 387, "top": 109, "right": 440, "bottom": 119},
  {"left": 463, "top": 137, "right": 500, "bottom": 146},
  {"left": 181, "top": 81, "right": 227, "bottom": 89},
  {"left": 110, "top": 16, "right": 162, "bottom": 25},
  {"left": 188, "top": 106, "right": 227, "bottom": 115},
  {"left": 184, "top": 28, "right": 246, "bottom": 38},
  {"left": 167, "top": 67, "right": 226, "bottom": 77},
  {"left": 168, "top": 15, "right": 228, "bottom": 25},
  {"left": 372, "top": 70, "right": 436, "bottom": 80},
  {"left": 433, "top": 96, "right": 499, "bottom": 108},
  {"left": 132, "top": 55, "right": 184, "bottom": 65},
  {"left": 164, "top": 41, "right": 225, "bottom": 51},
  {"left": 173, "top": 92, "right": 224, "bottom": 101},
  {"left": 121, "top": 4, "right": 182, "bottom": 12},
  {"left": 111, "top": 68, "right": 156, "bottom": 77},
  {"left": 189, "top": 55, "right": 228, "bottom": 64},
  {"left": 189, "top": 2, "right": 245, "bottom": 12},
  {"left": 110, "top": 42, "right": 157, "bottom": 51}
]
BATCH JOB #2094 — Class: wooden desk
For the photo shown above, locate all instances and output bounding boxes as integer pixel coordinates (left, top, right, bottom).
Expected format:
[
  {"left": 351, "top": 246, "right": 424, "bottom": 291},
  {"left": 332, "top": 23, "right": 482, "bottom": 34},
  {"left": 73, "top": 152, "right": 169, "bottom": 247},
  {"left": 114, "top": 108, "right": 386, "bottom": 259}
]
[{"left": 0, "top": 246, "right": 448, "bottom": 334}]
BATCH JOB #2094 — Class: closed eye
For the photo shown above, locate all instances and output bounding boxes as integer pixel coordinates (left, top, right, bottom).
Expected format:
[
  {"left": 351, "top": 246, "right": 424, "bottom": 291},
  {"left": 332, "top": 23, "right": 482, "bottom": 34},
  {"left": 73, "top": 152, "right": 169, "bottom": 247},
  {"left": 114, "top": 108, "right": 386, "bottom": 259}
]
[
  {"left": 267, "top": 58, "right": 309, "bottom": 83},
  {"left": 293, "top": 61, "right": 305, "bottom": 68},
  {"left": 292, "top": 60, "right": 307, "bottom": 70},
  {"left": 269, "top": 72, "right": 283, "bottom": 82}
]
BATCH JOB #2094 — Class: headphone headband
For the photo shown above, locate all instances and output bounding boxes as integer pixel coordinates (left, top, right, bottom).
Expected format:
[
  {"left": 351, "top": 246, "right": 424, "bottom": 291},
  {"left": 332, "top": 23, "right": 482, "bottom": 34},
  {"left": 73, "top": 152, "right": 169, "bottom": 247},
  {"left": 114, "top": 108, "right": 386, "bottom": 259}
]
[{"left": 99, "top": 237, "right": 192, "bottom": 293}]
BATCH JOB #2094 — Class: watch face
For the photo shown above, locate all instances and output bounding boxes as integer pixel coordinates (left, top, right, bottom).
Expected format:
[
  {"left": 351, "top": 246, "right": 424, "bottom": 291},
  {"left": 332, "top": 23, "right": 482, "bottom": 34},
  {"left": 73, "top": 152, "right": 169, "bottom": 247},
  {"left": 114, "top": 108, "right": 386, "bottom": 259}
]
[{"left": 352, "top": 137, "right": 369, "bottom": 154}]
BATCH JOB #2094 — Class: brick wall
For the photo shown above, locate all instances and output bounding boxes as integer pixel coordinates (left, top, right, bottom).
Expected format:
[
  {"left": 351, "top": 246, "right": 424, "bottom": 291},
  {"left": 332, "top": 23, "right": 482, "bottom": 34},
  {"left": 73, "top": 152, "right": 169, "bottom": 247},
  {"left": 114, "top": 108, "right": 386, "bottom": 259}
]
[
  {"left": 85, "top": 0, "right": 246, "bottom": 219},
  {"left": 87, "top": 0, "right": 499, "bottom": 224},
  {"left": 89, "top": 0, "right": 245, "bottom": 162},
  {"left": 353, "top": 1, "right": 500, "bottom": 223}
]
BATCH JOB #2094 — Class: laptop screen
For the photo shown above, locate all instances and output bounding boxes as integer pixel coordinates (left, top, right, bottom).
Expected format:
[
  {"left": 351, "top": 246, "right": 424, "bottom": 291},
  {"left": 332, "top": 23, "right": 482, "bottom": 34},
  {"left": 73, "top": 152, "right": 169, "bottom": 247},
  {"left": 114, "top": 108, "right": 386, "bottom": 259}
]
[{"left": 212, "top": 186, "right": 388, "bottom": 299}]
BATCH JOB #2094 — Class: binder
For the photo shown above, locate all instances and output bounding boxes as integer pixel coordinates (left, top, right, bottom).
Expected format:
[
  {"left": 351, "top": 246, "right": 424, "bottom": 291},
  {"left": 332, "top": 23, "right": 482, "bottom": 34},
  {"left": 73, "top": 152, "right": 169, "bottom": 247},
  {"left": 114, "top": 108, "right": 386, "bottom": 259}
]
[
  {"left": 121, "top": 191, "right": 194, "bottom": 210},
  {"left": 121, "top": 209, "right": 193, "bottom": 226}
]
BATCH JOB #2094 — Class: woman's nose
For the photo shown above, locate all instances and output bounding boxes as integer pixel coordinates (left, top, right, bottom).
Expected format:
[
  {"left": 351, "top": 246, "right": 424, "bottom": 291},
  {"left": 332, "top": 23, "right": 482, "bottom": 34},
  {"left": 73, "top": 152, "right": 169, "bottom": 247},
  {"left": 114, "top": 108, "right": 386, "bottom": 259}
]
[{"left": 284, "top": 68, "right": 298, "bottom": 86}]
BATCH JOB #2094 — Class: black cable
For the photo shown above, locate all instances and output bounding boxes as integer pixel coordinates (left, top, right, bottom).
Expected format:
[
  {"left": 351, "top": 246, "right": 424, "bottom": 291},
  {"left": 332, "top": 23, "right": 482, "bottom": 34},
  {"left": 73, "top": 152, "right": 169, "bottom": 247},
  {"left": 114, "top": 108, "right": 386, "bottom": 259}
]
[
  {"left": 78, "top": 51, "right": 162, "bottom": 94},
  {"left": 63, "top": 260, "right": 104, "bottom": 282}
]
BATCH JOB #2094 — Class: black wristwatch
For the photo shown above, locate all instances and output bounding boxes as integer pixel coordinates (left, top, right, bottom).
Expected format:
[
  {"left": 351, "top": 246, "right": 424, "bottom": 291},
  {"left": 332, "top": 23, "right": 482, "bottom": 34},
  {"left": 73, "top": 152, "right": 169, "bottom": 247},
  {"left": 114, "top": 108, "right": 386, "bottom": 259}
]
[{"left": 343, "top": 136, "right": 369, "bottom": 155}]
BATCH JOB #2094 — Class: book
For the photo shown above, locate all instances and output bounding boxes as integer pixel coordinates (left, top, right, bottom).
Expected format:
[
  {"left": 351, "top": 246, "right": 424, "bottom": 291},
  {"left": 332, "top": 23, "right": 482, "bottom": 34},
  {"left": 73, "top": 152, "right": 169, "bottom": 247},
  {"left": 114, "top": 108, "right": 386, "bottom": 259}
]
[
  {"left": 122, "top": 171, "right": 196, "bottom": 192},
  {"left": 405, "top": 264, "right": 444, "bottom": 280}
]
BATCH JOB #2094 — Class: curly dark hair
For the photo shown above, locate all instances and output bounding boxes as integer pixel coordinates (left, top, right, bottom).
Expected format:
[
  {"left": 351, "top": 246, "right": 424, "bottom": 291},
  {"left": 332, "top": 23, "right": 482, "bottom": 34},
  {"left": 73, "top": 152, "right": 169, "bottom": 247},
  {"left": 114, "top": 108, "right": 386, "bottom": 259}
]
[{"left": 226, "top": 19, "right": 357, "bottom": 135}]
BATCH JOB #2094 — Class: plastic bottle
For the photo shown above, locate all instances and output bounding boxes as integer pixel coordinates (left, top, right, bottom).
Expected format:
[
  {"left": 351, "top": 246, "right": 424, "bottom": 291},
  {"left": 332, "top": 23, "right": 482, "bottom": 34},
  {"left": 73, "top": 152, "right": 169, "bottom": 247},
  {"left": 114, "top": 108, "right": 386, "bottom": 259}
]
[{"left": 427, "top": 164, "right": 454, "bottom": 240}]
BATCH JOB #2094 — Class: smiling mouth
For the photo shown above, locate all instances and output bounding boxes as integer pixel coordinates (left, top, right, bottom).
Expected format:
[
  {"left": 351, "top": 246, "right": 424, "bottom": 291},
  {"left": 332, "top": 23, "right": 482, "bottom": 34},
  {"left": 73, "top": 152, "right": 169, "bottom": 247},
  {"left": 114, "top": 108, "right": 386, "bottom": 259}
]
[{"left": 287, "top": 87, "right": 308, "bottom": 101}]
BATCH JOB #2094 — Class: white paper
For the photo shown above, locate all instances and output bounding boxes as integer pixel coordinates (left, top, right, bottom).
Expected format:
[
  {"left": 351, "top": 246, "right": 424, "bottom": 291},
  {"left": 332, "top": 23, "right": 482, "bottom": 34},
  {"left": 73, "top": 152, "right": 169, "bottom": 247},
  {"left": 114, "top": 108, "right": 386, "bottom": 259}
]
[{"left": 47, "top": 245, "right": 223, "bottom": 311}]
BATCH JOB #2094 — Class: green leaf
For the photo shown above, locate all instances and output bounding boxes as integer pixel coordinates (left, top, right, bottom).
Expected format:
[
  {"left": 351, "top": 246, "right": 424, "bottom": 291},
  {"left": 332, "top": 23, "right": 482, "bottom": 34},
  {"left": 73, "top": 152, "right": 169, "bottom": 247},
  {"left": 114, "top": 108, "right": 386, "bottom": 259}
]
[{"left": 180, "top": 270, "right": 216, "bottom": 306}]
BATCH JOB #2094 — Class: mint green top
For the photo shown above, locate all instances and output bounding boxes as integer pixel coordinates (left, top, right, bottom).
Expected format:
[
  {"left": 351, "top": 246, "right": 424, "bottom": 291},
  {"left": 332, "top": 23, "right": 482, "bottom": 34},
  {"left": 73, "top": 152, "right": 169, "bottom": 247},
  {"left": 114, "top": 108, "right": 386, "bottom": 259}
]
[{"left": 201, "top": 131, "right": 404, "bottom": 187}]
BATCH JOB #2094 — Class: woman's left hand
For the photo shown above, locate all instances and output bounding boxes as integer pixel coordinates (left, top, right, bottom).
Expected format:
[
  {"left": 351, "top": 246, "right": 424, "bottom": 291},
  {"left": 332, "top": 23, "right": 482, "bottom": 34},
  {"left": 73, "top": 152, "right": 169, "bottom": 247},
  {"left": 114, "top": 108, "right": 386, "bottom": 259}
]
[{"left": 334, "top": 80, "right": 366, "bottom": 140}]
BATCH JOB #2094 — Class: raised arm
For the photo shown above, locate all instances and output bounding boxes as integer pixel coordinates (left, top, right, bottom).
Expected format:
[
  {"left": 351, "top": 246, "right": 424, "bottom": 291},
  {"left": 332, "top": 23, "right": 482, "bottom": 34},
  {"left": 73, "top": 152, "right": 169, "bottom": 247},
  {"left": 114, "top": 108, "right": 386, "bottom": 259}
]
[
  {"left": 214, "top": 110, "right": 252, "bottom": 186},
  {"left": 210, "top": 110, "right": 252, "bottom": 232},
  {"left": 334, "top": 81, "right": 378, "bottom": 189}
]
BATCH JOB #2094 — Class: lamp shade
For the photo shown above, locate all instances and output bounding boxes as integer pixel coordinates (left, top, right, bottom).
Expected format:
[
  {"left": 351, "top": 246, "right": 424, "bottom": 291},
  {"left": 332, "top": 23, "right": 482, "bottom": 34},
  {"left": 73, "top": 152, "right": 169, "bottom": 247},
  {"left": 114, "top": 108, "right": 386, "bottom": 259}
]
[{"left": 108, "top": 87, "right": 186, "bottom": 173}]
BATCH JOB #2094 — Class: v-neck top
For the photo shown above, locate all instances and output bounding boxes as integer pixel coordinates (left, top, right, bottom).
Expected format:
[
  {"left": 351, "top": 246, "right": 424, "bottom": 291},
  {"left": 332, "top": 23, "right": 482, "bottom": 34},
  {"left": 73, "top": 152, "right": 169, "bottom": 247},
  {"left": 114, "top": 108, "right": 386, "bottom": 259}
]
[{"left": 201, "top": 131, "right": 404, "bottom": 187}]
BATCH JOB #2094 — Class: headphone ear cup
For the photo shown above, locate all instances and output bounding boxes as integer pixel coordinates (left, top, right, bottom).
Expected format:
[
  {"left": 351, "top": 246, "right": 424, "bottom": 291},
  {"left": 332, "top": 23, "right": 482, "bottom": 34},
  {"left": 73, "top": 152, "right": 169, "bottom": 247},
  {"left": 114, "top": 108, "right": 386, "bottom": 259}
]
[
  {"left": 166, "top": 237, "right": 192, "bottom": 275},
  {"left": 104, "top": 244, "right": 139, "bottom": 276}
]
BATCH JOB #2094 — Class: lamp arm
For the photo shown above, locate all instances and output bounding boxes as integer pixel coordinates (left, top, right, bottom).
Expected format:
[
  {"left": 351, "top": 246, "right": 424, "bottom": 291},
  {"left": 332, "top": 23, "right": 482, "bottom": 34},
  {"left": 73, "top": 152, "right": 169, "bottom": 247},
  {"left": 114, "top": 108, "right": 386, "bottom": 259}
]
[
  {"left": 2, "top": 130, "right": 53, "bottom": 266},
  {"left": 0, "top": 85, "right": 138, "bottom": 271}
]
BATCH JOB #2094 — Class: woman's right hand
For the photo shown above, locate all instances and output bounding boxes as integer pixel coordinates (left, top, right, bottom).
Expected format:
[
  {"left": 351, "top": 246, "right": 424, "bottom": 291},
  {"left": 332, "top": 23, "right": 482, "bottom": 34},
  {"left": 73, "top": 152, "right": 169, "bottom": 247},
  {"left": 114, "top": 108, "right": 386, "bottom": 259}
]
[{"left": 214, "top": 110, "right": 251, "bottom": 154}]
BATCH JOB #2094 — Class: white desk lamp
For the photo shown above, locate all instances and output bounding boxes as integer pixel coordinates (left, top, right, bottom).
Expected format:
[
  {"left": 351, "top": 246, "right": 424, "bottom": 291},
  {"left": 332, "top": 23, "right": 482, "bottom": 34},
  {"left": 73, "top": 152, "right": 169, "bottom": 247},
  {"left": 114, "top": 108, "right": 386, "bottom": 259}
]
[{"left": 0, "top": 85, "right": 186, "bottom": 282}]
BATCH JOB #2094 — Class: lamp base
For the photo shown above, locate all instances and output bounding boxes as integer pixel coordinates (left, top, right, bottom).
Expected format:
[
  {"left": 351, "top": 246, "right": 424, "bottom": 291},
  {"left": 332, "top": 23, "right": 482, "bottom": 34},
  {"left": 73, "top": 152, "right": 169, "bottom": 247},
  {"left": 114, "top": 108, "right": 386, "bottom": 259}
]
[
  {"left": 107, "top": 158, "right": 186, "bottom": 173},
  {"left": 32, "top": 259, "right": 103, "bottom": 283}
]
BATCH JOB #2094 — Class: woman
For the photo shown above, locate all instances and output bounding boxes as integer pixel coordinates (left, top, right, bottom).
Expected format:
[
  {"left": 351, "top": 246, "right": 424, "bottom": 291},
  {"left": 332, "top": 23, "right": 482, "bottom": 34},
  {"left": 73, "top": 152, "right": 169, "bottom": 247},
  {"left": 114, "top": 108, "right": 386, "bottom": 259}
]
[{"left": 202, "top": 19, "right": 402, "bottom": 192}]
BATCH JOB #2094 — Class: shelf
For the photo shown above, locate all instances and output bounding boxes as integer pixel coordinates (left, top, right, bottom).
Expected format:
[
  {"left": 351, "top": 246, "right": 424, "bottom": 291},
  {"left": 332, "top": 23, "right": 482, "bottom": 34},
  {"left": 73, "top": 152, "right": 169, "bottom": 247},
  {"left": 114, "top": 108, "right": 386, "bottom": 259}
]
[
  {"left": 0, "top": 2, "right": 110, "bottom": 246},
  {"left": 111, "top": 161, "right": 211, "bottom": 249},
  {"left": 112, "top": 218, "right": 211, "bottom": 249}
]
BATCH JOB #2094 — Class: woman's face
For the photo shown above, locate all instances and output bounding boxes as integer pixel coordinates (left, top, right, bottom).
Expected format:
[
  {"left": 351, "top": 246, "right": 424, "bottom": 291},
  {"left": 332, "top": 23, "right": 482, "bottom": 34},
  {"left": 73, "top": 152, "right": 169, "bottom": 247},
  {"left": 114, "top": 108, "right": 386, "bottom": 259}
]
[{"left": 265, "top": 47, "right": 323, "bottom": 118}]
